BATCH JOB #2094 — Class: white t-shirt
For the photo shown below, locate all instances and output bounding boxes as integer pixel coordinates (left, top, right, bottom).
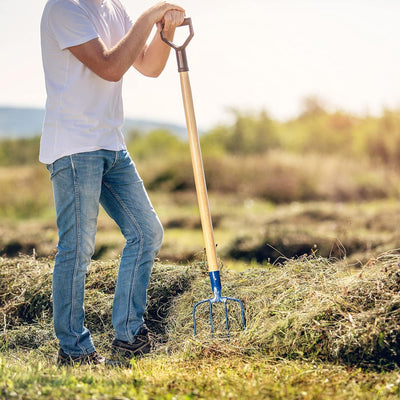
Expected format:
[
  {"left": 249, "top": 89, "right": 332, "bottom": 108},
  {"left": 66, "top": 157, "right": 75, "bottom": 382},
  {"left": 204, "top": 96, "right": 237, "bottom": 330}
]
[{"left": 40, "top": 0, "right": 134, "bottom": 164}]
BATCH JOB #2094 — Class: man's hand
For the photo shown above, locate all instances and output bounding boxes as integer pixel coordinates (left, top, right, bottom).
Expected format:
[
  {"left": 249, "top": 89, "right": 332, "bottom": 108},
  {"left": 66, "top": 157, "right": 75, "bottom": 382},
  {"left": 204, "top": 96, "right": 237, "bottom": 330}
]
[
  {"left": 156, "top": 9, "right": 186, "bottom": 32},
  {"left": 147, "top": 2, "right": 185, "bottom": 28}
]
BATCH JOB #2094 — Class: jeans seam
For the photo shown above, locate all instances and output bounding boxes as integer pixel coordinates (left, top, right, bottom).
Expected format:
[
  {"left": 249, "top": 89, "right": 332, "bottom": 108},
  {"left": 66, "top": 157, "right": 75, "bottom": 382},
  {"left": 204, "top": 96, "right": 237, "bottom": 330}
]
[
  {"left": 69, "top": 155, "right": 86, "bottom": 353},
  {"left": 103, "top": 180, "right": 144, "bottom": 342}
]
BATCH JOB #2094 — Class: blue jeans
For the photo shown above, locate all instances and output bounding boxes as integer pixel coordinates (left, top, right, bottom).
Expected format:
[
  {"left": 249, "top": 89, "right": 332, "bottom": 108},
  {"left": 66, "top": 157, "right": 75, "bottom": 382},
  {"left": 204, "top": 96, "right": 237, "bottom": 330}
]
[{"left": 47, "top": 150, "right": 163, "bottom": 356}]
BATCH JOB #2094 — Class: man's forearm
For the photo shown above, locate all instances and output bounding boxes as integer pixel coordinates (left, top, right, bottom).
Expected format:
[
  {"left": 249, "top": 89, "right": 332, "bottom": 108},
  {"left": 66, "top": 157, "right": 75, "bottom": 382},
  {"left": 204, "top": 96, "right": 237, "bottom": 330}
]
[
  {"left": 105, "top": 12, "right": 156, "bottom": 80},
  {"left": 133, "top": 27, "right": 175, "bottom": 77}
]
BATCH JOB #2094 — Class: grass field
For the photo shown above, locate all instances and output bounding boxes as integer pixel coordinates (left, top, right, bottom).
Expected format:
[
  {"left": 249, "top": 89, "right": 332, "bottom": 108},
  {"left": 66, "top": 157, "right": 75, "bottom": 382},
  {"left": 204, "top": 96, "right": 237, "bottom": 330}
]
[
  {"left": 1, "top": 188, "right": 400, "bottom": 268},
  {"left": 2, "top": 251, "right": 400, "bottom": 399},
  {"left": 1, "top": 156, "right": 400, "bottom": 267},
  {"left": 2, "top": 138, "right": 400, "bottom": 398}
]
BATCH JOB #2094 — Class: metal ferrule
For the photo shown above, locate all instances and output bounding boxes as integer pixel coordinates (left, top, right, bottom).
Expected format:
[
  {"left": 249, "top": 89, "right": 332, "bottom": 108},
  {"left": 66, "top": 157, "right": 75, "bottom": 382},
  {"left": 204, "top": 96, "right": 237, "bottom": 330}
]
[
  {"left": 209, "top": 271, "right": 222, "bottom": 301},
  {"left": 176, "top": 49, "right": 189, "bottom": 72}
]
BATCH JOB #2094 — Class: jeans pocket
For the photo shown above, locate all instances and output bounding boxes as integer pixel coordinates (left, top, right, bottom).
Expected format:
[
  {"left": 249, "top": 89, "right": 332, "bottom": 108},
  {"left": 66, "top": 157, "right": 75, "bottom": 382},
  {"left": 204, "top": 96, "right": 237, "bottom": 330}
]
[
  {"left": 46, "top": 163, "right": 54, "bottom": 177},
  {"left": 46, "top": 156, "right": 72, "bottom": 180}
]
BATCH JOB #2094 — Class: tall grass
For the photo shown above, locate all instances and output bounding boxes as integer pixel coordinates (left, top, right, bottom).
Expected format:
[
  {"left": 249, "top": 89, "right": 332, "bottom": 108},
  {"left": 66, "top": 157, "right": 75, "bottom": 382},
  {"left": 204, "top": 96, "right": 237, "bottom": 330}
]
[
  {"left": 0, "top": 137, "right": 40, "bottom": 166},
  {"left": 0, "top": 165, "right": 53, "bottom": 219},
  {"left": 1, "top": 147, "right": 399, "bottom": 224}
]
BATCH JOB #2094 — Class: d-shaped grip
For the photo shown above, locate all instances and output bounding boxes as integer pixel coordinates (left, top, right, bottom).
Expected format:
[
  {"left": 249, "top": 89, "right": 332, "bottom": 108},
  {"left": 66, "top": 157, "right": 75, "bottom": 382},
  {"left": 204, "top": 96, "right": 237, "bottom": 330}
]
[{"left": 161, "top": 17, "right": 194, "bottom": 72}]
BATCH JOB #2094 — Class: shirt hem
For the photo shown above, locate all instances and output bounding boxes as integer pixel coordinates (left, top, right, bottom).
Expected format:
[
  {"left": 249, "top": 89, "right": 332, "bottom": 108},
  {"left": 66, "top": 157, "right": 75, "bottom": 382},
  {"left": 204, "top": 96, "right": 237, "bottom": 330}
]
[{"left": 39, "top": 144, "right": 127, "bottom": 165}]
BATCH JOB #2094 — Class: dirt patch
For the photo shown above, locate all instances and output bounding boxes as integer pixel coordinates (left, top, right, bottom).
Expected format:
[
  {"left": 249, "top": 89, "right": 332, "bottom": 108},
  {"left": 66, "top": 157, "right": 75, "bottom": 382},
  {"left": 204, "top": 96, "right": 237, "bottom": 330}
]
[{"left": 227, "top": 234, "right": 380, "bottom": 264}]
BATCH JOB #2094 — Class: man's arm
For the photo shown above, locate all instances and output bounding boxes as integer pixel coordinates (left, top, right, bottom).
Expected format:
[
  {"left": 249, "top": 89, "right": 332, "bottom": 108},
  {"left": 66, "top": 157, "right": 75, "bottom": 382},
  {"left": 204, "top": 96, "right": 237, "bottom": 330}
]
[
  {"left": 67, "top": 2, "right": 185, "bottom": 82},
  {"left": 133, "top": 10, "right": 184, "bottom": 77}
]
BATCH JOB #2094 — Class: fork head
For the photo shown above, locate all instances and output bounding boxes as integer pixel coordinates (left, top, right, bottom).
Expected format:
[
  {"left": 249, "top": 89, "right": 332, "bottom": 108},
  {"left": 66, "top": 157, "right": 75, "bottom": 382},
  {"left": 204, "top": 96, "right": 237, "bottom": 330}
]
[{"left": 192, "top": 271, "right": 246, "bottom": 336}]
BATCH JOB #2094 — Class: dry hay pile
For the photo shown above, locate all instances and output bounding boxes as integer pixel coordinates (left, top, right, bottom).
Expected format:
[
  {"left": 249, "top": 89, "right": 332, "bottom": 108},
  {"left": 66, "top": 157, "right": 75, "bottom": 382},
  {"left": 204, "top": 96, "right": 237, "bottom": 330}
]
[
  {"left": 0, "top": 257, "right": 197, "bottom": 353},
  {"left": 1, "top": 252, "right": 400, "bottom": 369},
  {"left": 165, "top": 253, "right": 400, "bottom": 369}
]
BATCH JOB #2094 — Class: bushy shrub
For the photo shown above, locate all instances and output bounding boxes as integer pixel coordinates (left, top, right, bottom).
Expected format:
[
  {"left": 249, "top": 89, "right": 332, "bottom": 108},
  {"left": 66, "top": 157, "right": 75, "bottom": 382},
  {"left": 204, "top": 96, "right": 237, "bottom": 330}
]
[
  {"left": 127, "top": 129, "right": 188, "bottom": 161},
  {"left": 0, "top": 137, "right": 40, "bottom": 166},
  {"left": 2, "top": 105, "right": 400, "bottom": 213}
]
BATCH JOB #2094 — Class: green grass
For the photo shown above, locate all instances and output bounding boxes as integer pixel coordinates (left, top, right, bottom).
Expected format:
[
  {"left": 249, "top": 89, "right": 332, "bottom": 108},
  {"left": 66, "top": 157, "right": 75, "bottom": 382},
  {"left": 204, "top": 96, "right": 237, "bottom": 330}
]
[{"left": 2, "top": 353, "right": 400, "bottom": 399}]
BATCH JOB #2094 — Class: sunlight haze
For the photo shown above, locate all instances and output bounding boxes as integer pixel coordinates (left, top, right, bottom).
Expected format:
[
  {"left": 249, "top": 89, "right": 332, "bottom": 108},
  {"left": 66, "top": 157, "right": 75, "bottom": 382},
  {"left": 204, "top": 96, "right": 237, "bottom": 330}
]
[{"left": 1, "top": 0, "right": 399, "bottom": 130}]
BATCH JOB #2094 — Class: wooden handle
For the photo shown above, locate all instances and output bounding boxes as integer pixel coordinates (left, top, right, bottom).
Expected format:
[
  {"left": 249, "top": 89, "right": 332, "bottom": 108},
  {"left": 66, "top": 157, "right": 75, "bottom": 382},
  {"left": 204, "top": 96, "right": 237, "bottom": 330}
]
[{"left": 179, "top": 71, "right": 219, "bottom": 273}]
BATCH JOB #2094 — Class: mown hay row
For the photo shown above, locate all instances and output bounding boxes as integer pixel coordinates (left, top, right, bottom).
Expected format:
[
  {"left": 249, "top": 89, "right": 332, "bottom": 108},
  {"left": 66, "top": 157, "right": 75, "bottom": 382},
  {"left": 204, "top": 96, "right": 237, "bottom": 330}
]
[{"left": 1, "top": 253, "right": 400, "bottom": 369}]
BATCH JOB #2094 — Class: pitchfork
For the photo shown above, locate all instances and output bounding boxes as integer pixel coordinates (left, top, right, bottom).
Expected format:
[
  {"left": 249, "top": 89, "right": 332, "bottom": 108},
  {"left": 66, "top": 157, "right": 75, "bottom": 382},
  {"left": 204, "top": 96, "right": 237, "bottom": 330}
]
[{"left": 161, "top": 18, "right": 246, "bottom": 336}]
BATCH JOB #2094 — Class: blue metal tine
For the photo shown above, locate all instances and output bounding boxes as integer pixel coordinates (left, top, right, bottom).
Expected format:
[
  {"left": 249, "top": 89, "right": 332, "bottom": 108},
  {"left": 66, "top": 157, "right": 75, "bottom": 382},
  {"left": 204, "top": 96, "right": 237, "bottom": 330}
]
[{"left": 193, "top": 271, "right": 246, "bottom": 336}]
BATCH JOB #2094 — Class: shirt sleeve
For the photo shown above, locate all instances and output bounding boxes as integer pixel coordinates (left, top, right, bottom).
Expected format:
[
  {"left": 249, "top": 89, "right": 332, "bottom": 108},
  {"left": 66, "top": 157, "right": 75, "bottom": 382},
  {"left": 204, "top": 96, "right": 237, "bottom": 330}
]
[
  {"left": 114, "top": 0, "right": 134, "bottom": 34},
  {"left": 123, "top": 10, "right": 134, "bottom": 33},
  {"left": 47, "top": 0, "right": 99, "bottom": 50}
]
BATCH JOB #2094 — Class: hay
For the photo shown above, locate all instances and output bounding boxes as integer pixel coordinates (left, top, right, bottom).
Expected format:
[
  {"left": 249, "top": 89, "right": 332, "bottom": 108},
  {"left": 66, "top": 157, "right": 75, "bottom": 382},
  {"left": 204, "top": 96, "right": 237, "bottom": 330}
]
[
  {"left": 0, "top": 257, "right": 198, "bottom": 351},
  {"left": 1, "top": 253, "right": 400, "bottom": 369},
  {"left": 0, "top": 257, "right": 53, "bottom": 329},
  {"left": 167, "top": 252, "right": 400, "bottom": 369}
]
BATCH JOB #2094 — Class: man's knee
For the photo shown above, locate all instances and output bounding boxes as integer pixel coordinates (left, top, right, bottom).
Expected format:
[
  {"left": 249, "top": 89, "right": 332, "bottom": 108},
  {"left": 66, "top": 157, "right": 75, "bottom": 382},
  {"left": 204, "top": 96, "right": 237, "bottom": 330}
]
[{"left": 123, "top": 213, "right": 163, "bottom": 252}]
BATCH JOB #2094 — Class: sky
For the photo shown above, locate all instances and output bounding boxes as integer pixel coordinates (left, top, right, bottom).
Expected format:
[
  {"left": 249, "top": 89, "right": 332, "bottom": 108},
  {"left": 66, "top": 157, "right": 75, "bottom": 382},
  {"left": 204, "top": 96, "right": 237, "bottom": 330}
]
[{"left": 1, "top": 0, "right": 400, "bottom": 130}]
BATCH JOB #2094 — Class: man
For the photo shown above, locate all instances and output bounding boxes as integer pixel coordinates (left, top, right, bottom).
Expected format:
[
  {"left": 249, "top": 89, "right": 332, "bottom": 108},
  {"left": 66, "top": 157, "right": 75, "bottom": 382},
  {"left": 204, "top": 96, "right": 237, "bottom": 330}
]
[{"left": 40, "top": 0, "right": 185, "bottom": 366}]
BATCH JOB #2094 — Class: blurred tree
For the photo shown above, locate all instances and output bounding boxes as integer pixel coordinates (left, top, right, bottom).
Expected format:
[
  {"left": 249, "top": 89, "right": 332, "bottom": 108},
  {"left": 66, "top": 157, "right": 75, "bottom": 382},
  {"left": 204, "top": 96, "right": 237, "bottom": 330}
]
[
  {"left": 365, "top": 109, "right": 400, "bottom": 166},
  {"left": 299, "top": 95, "right": 328, "bottom": 119},
  {"left": 126, "top": 129, "right": 188, "bottom": 161},
  {"left": 201, "top": 109, "right": 280, "bottom": 155}
]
